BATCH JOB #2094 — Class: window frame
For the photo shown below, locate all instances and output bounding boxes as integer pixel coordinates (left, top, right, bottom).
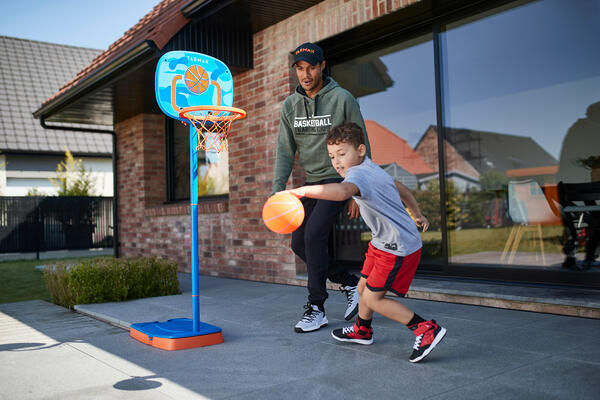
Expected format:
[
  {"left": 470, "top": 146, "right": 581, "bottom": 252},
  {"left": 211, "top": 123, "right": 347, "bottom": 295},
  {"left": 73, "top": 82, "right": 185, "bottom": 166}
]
[
  {"left": 164, "top": 116, "right": 229, "bottom": 204},
  {"left": 323, "top": 0, "right": 600, "bottom": 287}
]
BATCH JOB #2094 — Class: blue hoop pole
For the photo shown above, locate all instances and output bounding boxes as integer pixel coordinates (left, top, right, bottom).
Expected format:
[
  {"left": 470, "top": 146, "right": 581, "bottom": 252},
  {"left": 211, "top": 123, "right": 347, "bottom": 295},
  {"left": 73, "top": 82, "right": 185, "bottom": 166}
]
[{"left": 189, "top": 124, "right": 200, "bottom": 332}]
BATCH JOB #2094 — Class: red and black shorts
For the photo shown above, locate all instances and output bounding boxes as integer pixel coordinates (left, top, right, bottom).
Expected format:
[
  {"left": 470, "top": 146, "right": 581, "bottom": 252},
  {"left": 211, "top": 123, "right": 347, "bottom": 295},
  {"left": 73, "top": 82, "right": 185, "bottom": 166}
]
[{"left": 361, "top": 243, "right": 421, "bottom": 297}]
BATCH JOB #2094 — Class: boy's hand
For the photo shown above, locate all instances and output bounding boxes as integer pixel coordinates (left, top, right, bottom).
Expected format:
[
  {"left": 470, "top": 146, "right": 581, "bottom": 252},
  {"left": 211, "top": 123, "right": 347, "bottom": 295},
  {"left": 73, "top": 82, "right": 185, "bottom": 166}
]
[
  {"left": 347, "top": 198, "right": 361, "bottom": 219},
  {"left": 414, "top": 215, "right": 430, "bottom": 232},
  {"left": 284, "top": 188, "right": 305, "bottom": 198}
]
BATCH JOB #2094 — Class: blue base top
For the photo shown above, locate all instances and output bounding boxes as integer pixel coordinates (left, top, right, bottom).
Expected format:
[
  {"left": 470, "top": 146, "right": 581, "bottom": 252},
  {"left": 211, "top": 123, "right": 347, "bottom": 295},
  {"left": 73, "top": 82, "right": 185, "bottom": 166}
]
[{"left": 131, "top": 318, "right": 222, "bottom": 339}]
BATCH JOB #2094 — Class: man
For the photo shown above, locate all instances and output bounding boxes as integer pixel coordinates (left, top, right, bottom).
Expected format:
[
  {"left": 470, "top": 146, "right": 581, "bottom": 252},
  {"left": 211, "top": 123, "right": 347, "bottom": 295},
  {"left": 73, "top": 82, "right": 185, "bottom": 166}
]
[{"left": 272, "top": 42, "right": 371, "bottom": 333}]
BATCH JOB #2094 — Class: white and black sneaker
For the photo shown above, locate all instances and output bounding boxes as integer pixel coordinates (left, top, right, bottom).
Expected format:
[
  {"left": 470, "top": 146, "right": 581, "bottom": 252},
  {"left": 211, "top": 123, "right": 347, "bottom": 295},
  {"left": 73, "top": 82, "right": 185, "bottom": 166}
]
[
  {"left": 294, "top": 303, "right": 328, "bottom": 333},
  {"left": 341, "top": 285, "right": 359, "bottom": 321}
]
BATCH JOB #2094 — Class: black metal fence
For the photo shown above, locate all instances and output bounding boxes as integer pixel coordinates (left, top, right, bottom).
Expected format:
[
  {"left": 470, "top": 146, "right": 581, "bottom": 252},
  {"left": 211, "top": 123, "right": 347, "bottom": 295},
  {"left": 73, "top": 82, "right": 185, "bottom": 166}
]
[{"left": 0, "top": 197, "right": 114, "bottom": 254}]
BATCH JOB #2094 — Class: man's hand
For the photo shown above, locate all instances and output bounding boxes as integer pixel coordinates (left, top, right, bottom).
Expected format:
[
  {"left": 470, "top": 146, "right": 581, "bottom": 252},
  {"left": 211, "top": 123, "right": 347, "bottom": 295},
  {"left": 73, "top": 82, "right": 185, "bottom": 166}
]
[
  {"left": 414, "top": 215, "right": 430, "bottom": 232},
  {"left": 347, "top": 198, "right": 361, "bottom": 219}
]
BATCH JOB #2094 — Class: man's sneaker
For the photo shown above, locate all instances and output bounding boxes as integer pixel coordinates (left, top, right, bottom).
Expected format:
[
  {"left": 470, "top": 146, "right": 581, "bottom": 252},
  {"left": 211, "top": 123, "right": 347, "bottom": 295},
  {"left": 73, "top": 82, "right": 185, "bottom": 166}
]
[
  {"left": 340, "top": 285, "right": 359, "bottom": 321},
  {"left": 294, "top": 303, "right": 328, "bottom": 333},
  {"left": 408, "top": 320, "right": 446, "bottom": 363},
  {"left": 331, "top": 322, "right": 373, "bottom": 345}
]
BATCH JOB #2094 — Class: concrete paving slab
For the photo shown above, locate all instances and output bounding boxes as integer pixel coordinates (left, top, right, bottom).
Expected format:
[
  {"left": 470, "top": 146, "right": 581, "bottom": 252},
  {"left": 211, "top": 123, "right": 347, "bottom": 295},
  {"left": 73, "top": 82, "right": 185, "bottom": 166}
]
[{"left": 2, "top": 275, "right": 600, "bottom": 400}]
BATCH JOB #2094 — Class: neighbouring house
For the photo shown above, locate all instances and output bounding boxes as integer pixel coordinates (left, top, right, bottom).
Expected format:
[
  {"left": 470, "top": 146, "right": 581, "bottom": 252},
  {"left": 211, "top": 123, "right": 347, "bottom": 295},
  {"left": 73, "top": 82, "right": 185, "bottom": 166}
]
[
  {"left": 414, "top": 126, "right": 481, "bottom": 191},
  {"left": 415, "top": 125, "right": 558, "bottom": 191},
  {"left": 365, "top": 119, "right": 434, "bottom": 189},
  {"left": 32, "top": 0, "right": 600, "bottom": 289},
  {"left": 381, "top": 163, "right": 418, "bottom": 189},
  {"left": 0, "top": 36, "right": 112, "bottom": 196}
]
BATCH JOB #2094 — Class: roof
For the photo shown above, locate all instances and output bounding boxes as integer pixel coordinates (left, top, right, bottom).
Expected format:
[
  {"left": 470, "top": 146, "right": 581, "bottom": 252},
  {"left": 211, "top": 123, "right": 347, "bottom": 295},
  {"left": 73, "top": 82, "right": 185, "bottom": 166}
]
[
  {"left": 365, "top": 120, "right": 434, "bottom": 175},
  {"left": 42, "top": 0, "right": 189, "bottom": 109},
  {"left": 506, "top": 165, "right": 559, "bottom": 177},
  {"left": 415, "top": 125, "right": 557, "bottom": 175},
  {"left": 444, "top": 127, "right": 557, "bottom": 174},
  {"left": 35, "top": 0, "right": 326, "bottom": 125},
  {"left": 0, "top": 36, "right": 110, "bottom": 155}
]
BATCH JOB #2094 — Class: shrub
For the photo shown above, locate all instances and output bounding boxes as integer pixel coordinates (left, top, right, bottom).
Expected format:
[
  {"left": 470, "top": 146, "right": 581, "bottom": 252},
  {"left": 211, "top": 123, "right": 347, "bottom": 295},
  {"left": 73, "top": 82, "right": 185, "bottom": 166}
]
[
  {"left": 42, "top": 263, "right": 74, "bottom": 307},
  {"left": 43, "top": 257, "right": 180, "bottom": 309}
]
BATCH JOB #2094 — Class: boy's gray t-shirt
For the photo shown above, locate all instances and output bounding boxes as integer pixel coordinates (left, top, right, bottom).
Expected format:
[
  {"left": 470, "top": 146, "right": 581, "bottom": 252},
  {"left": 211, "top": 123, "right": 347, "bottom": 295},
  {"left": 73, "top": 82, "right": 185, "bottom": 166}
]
[{"left": 344, "top": 157, "right": 422, "bottom": 256}]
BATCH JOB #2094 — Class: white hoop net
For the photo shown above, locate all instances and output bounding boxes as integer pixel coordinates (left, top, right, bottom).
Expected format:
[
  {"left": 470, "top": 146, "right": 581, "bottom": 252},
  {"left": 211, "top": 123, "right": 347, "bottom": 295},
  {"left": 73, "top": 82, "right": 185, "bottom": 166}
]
[{"left": 180, "top": 107, "right": 246, "bottom": 153}]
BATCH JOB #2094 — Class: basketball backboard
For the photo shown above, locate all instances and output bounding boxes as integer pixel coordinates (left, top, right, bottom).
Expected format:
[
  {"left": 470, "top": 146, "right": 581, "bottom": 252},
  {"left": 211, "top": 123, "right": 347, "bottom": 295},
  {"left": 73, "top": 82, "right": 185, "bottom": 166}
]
[{"left": 155, "top": 51, "right": 234, "bottom": 123}]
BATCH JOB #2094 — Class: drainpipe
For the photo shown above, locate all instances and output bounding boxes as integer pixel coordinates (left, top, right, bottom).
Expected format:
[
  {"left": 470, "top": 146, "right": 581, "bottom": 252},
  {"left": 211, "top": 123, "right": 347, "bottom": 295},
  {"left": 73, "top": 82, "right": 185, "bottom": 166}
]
[{"left": 38, "top": 117, "right": 119, "bottom": 258}]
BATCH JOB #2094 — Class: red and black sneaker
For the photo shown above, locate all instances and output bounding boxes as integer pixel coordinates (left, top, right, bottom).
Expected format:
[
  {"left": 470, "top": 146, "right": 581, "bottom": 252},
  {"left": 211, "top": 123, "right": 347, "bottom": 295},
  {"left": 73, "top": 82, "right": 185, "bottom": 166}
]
[
  {"left": 331, "top": 322, "right": 373, "bottom": 345},
  {"left": 408, "top": 320, "right": 446, "bottom": 363}
]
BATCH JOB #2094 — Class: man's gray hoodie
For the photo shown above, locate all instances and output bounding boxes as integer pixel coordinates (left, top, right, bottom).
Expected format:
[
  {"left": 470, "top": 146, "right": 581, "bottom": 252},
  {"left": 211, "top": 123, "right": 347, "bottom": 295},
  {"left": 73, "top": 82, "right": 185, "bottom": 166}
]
[{"left": 272, "top": 77, "right": 371, "bottom": 193}]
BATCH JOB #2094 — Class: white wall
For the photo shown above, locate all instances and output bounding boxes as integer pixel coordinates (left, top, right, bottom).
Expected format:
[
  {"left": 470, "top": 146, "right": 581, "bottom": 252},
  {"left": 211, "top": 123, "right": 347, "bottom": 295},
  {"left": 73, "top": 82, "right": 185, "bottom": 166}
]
[{"left": 1, "top": 156, "right": 113, "bottom": 197}]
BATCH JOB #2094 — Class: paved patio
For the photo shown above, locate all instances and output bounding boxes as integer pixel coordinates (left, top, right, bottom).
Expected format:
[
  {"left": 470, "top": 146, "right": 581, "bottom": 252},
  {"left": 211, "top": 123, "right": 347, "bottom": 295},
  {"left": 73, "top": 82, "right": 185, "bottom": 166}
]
[{"left": 1, "top": 274, "right": 599, "bottom": 399}]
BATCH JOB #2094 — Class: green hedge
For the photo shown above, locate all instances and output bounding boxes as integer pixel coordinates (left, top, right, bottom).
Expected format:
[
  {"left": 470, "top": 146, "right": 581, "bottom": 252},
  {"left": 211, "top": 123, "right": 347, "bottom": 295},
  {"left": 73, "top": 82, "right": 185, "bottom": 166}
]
[{"left": 43, "top": 257, "right": 180, "bottom": 309}]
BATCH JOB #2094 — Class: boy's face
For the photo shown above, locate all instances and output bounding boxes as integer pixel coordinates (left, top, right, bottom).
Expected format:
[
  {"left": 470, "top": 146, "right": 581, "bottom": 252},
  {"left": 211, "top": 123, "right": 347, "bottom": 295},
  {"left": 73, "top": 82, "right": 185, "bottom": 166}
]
[{"left": 327, "top": 141, "right": 366, "bottom": 178}]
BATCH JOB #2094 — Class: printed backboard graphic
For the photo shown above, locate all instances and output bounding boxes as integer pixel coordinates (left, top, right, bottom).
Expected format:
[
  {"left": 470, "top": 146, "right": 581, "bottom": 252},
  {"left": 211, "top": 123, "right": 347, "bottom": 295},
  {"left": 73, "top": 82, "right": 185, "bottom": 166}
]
[{"left": 155, "top": 51, "right": 234, "bottom": 122}]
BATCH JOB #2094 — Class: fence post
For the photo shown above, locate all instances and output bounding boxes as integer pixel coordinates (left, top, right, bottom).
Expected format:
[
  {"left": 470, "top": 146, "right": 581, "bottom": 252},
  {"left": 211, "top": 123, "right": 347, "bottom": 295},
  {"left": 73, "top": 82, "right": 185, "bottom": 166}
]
[{"left": 35, "top": 199, "right": 41, "bottom": 260}]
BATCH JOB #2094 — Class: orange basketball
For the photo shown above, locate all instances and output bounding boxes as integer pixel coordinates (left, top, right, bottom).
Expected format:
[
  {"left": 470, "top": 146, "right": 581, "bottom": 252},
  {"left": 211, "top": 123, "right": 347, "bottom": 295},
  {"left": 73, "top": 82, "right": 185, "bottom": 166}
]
[
  {"left": 262, "top": 192, "right": 305, "bottom": 234},
  {"left": 184, "top": 65, "right": 210, "bottom": 94}
]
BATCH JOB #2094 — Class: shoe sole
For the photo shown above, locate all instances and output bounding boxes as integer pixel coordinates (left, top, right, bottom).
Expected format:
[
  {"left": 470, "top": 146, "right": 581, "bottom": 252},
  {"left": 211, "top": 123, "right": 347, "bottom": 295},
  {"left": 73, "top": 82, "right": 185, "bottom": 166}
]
[
  {"left": 294, "top": 322, "right": 328, "bottom": 333},
  {"left": 331, "top": 331, "right": 373, "bottom": 345},
  {"left": 409, "top": 327, "right": 447, "bottom": 363}
]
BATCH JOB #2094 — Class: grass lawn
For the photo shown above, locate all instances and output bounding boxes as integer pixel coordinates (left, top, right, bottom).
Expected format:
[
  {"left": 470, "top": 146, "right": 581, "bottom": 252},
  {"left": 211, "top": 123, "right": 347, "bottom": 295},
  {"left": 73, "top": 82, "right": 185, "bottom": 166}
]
[
  {"left": 0, "top": 256, "right": 111, "bottom": 303},
  {"left": 422, "top": 226, "right": 563, "bottom": 256}
]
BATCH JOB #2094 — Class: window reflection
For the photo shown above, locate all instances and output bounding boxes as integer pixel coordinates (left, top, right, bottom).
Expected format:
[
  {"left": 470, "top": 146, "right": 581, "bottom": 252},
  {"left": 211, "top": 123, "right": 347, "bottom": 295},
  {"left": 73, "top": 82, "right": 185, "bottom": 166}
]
[
  {"left": 440, "top": 0, "right": 600, "bottom": 268},
  {"left": 332, "top": 35, "right": 442, "bottom": 263},
  {"left": 170, "top": 120, "right": 229, "bottom": 201}
]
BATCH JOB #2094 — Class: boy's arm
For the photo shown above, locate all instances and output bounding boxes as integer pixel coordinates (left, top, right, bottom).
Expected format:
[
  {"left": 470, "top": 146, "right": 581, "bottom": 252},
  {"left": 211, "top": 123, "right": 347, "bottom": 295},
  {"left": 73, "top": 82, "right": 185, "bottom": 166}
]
[
  {"left": 286, "top": 182, "right": 359, "bottom": 201},
  {"left": 394, "top": 181, "right": 429, "bottom": 232}
]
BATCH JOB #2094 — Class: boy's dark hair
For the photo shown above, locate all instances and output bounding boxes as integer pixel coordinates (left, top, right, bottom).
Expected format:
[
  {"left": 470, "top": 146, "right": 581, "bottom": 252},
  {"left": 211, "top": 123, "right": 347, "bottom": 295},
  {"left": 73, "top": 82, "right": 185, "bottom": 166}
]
[{"left": 326, "top": 122, "right": 365, "bottom": 148}]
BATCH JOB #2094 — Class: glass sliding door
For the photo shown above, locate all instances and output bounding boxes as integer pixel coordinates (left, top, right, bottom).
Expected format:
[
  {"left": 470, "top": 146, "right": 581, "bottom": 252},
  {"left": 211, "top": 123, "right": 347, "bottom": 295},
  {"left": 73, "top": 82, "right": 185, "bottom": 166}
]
[
  {"left": 438, "top": 0, "right": 600, "bottom": 269},
  {"left": 331, "top": 34, "right": 443, "bottom": 265}
]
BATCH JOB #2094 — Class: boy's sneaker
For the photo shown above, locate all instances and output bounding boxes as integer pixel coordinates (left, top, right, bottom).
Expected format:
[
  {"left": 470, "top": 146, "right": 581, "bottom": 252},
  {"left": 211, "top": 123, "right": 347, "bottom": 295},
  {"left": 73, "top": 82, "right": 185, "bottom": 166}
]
[
  {"left": 409, "top": 320, "right": 446, "bottom": 363},
  {"left": 331, "top": 322, "right": 373, "bottom": 345},
  {"left": 340, "top": 285, "right": 359, "bottom": 320},
  {"left": 294, "top": 303, "right": 328, "bottom": 333}
]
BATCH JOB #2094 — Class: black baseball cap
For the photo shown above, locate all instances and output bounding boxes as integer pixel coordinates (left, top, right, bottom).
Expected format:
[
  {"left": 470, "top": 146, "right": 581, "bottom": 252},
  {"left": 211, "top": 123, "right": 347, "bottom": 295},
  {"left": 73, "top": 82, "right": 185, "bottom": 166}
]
[{"left": 292, "top": 42, "right": 324, "bottom": 66}]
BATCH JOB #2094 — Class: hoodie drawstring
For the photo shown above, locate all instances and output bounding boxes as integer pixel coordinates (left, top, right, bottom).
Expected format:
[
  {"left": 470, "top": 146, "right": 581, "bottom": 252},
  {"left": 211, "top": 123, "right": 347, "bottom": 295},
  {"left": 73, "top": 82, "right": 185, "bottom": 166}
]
[
  {"left": 303, "top": 98, "right": 311, "bottom": 119},
  {"left": 303, "top": 96, "right": 319, "bottom": 119}
]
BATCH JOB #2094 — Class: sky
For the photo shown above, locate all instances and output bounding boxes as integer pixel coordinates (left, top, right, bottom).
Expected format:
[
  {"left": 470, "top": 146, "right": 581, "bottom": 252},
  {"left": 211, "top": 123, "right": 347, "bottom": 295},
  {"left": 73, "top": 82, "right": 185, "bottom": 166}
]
[
  {"left": 355, "top": 0, "right": 600, "bottom": 160},
  {"left": 0, "top": 0, "right": 160, "bottom": 49}
]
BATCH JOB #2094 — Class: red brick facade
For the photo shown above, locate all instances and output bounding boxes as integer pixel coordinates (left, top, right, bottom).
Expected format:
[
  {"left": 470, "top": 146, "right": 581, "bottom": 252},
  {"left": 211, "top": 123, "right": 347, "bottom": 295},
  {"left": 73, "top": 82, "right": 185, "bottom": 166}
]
[{"left": 115, "top": 0, "right": 421, "bottom": 284}]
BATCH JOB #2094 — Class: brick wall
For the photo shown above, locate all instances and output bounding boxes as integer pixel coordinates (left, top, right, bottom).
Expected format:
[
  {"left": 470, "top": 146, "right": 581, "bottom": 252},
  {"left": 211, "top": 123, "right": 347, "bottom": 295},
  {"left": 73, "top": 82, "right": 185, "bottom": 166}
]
[{"left": 116, "top": 0, "right": 420, "bottom": 284}]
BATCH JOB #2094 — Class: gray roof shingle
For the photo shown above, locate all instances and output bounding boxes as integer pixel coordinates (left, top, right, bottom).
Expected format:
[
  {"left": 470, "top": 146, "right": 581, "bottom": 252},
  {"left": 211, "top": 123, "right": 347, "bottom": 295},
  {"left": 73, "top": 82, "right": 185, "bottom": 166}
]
[{"left": 0, "top": 36, "right": 111, "bottom": 155}]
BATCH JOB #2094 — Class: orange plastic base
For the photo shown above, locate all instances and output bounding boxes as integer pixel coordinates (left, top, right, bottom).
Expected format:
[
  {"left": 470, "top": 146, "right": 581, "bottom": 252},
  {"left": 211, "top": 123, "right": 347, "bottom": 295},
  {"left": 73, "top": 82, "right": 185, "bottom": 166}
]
[{"left": 130, "top": 327, "right": 224, "bottom": 351}]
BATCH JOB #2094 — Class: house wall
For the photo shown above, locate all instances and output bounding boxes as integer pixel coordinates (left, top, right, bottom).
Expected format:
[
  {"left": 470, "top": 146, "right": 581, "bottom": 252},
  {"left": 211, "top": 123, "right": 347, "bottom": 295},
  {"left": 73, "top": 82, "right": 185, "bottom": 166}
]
[
  {"left": 116, "top": 0, "right": 420, "bottom": 282},
  {"left": 0, "top": 154, "right": 113, "bottom": 196}
]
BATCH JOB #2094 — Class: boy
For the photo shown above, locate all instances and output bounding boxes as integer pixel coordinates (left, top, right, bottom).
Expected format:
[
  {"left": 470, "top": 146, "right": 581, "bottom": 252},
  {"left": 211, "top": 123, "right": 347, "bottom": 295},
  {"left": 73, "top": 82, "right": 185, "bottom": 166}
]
[{"left": 285, "top": 122, "right": 446, "bottom": 362}]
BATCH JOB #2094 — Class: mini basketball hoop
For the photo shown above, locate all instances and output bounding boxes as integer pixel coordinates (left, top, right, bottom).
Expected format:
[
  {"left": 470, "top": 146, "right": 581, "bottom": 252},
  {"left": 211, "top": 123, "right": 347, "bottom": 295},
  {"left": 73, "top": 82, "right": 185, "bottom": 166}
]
[
  {"left": 179, "top": 105, "right": 246, "bottom": 153},
  {"left": 140, "top": 51, "right": 244, "bottom": 351}
]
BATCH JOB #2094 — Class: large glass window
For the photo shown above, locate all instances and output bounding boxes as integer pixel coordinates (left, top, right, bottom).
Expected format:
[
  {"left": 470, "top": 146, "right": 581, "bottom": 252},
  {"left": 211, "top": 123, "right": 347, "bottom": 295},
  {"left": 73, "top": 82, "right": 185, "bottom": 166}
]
[
  {"left": 439, "top": 0, "right": 600, "bottom": 268},
  {"left": 167, "top": 118, "right": 229, "bottom": 202},
  {"left": 331, "top": 34, "right": 443, "bottom": 264}
]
